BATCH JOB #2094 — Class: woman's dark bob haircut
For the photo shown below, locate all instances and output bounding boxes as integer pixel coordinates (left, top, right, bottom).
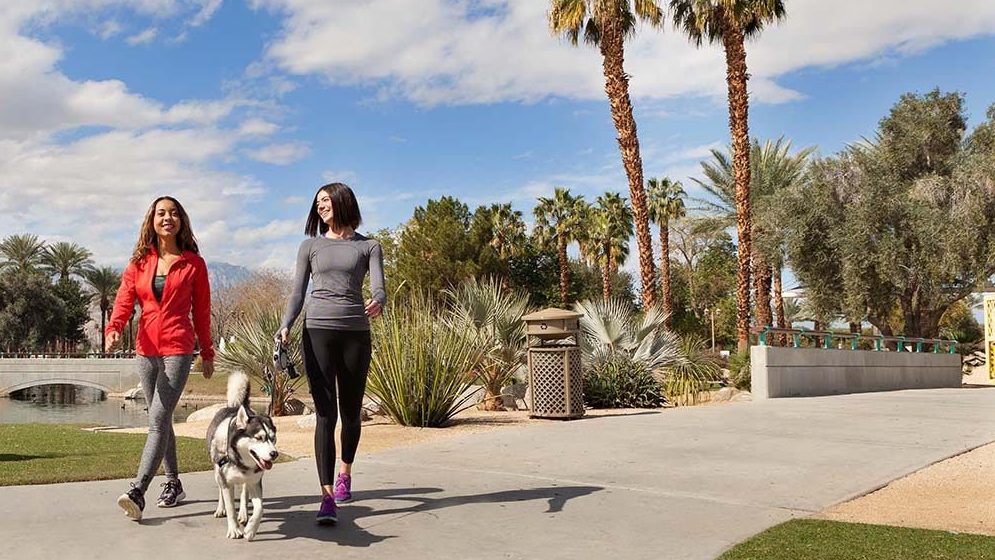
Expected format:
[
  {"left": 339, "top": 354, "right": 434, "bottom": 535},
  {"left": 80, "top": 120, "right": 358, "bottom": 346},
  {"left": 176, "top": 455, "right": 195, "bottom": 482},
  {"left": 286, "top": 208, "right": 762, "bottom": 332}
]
[{"left": 305, "top": 182, "right": 362, "bottom": 237}]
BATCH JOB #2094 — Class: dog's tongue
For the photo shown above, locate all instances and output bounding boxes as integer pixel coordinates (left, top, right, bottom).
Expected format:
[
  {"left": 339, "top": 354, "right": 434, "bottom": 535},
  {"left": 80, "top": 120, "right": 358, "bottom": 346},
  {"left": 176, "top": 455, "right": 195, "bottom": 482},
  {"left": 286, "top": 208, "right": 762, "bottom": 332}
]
[{"left": 260, "top": 460, "right": 273, "bottom": 470}]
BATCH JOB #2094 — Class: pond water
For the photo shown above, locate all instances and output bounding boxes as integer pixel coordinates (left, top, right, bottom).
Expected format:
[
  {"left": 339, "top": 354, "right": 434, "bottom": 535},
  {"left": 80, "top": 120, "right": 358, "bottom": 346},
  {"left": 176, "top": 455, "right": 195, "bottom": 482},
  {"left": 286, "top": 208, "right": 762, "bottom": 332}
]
[{"left": 0, "top": 384, "right": 215, "bottom": 428}]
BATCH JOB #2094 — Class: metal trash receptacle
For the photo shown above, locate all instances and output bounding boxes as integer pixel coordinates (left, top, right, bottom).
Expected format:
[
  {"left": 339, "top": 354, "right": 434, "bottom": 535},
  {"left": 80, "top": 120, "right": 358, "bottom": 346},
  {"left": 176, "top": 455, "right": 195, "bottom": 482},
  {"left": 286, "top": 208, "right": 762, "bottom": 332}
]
[{"left": 522, "top": 308, "right": 584, "bottom": 419}]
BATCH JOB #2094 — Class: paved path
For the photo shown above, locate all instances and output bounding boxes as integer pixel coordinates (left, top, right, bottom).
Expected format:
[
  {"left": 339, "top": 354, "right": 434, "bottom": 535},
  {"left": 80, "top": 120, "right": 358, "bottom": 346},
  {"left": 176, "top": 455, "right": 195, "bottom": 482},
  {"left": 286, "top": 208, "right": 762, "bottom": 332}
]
[{"left": 4, "top": 387, "right": 995, "bottom": 560}]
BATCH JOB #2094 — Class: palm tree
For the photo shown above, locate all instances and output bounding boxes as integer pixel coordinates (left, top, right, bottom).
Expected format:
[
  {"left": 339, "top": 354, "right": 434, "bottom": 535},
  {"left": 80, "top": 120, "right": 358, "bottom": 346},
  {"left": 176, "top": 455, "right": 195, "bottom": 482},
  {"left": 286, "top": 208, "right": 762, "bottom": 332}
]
[
  {"left": 84, "top": 266, "right": 121, "bottom": 353},
  {"left": 671, "top": 0, "right": 787, "bottom": 351},
  {"left": 695, "top": 138, "right": 812, "bottom": 332},
  {"left": 549, "top": 0, "right": 662, "bottom": 310},
  {"left": 592, "top": 192, "right": 633, "bottom": 303},
  {"left": 41, "top": 241, "right": 94, "bottom": 281},
  {"left": 646, "top": 177, "right": 686, "bottom": 327},
  {"left": 0, "top": 234, "right": 46, "bottom": 275},
  {"left": 488, "top": 203, "right": 528, "bottom": 260},
  {"left": 534, "top": 187, "right": 588, "bottom": 305}
]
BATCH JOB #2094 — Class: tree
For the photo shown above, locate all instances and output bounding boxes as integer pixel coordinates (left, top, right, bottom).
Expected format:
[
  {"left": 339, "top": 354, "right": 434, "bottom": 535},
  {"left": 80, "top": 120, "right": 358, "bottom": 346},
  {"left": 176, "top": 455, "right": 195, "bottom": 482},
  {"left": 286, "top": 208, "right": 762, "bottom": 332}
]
[
  {"left": 549, "top": 0, "right": 661, "bottom": 310},
  {"left": 84, "top": 266, "right": 121, "bottom": 353},
  {"left": 534, "top": 187, "right": 588, "bottom": 305},
  {"left": 0, "top": 272, "right": 67, "bottom": 352},
  {"left": 41, "top": 241, "right": 94, "bottom": 281},
  {"left": 646, "top": 177, "right": 686, "bottom": 327},
  {"left": 396, "top": 197, "right": 479, "bottom": 297},
  {"left": 591, "top": 192, "right": 633, "bottom": 303},
  {"left": 785, "top": 91, "right": 995, "bottom": 338},
  {"left": 52, "top": 278, "right": 94, "bottom": 352},
  {"left": 671, "top": 0, "right": 787, "bottom": 351},
  {"left": 695, "top": 138, "right": 813, "bottom": 330},
  {"left": 668, "top": 216, "right": 737, "bottom": 347},
  {"left": 468, "top": 204, "right": 527, "bottom": 287},
  {"left": 0, "top": 234, "right": 46, "bottom": 276}
]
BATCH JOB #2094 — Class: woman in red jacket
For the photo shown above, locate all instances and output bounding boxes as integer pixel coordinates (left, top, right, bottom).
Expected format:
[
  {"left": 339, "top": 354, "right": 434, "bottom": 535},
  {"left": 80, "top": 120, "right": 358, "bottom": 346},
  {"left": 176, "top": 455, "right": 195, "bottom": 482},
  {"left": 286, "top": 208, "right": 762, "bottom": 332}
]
[{"left": 107, "top": 196, "right": 215, "bottom": 522}]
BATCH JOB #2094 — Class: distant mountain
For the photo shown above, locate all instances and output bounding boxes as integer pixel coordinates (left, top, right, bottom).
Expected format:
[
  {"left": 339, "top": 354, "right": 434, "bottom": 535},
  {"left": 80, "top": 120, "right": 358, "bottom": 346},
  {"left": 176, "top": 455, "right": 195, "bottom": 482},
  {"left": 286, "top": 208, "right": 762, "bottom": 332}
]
[{"left": 208, "top": 262, "right": 253, "bottom": 290}]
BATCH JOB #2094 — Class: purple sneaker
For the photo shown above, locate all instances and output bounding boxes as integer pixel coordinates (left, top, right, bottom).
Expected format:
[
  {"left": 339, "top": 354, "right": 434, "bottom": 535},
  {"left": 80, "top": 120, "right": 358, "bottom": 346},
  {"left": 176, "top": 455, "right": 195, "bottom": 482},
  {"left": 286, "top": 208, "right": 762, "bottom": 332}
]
[
  {"left": 316, "top": 495, "right": 337, "bottom": 525},
  {"left": 333, "top": 473, "right": 352, "bottom": 503}
]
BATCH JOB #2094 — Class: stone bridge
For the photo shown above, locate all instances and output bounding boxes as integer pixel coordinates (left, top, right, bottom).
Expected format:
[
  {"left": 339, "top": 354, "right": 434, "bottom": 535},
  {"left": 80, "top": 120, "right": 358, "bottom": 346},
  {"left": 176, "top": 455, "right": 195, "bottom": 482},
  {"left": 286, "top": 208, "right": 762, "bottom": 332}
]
[{"left": 0, "top": 358, "right": 140, "bottom": 396}]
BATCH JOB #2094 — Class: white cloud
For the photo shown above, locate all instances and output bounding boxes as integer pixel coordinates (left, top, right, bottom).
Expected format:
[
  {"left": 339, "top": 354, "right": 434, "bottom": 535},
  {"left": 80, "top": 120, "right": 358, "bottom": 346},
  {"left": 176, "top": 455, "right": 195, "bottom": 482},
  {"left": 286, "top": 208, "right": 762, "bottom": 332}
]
[
  {"left": 97, "top": 19, "right": 122, "bottom": 38},
  {"left": 246, "top": 141, "right": 311, "bottom": 165},
  {"left": 320, "top": 169, "right": 357, "bottom": 184},
  {"left": 237, "top": 118, "right": 280, "bottom": 137},
  {"left": 0, "top": 2, "right": 301, "bottom": 268},
  {"left": 188, "top": 0, "right": 223, "bottom": 27},
  {"left": 252, "top": 0, "right": 995, "bottom": 106},
  {"left": 126, "top": 26, "right": 157, "bottom": 45}
]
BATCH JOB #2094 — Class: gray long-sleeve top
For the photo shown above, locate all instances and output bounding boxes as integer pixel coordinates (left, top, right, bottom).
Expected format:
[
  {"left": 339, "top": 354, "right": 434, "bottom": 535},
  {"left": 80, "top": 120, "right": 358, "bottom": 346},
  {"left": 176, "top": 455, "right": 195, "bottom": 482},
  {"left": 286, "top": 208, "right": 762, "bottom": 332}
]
[{"left": 281, "top": 234, "right": 386, "bottom": 332}]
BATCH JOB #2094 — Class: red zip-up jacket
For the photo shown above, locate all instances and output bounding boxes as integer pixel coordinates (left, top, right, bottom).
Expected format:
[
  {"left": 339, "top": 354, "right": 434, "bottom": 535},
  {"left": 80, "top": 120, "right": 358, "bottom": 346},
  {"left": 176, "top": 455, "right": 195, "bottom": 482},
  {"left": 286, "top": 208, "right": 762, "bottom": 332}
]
[{"left": 106, "top": 248, "right": 215, "bottom": 361}]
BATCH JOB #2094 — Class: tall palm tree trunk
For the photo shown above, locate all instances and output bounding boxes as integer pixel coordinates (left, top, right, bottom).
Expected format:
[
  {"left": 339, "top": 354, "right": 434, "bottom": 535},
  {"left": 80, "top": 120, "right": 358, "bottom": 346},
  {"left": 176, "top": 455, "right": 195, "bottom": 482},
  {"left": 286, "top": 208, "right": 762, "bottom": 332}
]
[
  {"left": 773, "top": 265, "right": 787, "bottom": 344},
  {"left": 602, "top": 262, "right": 612, "bottom": 303},
  {"left": 659, "top": 225, "right": 673, "bottom": 328},
  {"left": 754, "top": 254, "right": 772, "bottom": 328},
  {"left": 722, "top": 16, "right": 753, "bottom": 352},
  {"left": 558, "top": 237, "right": 569, "bottom": 306},
  {"left": 598, "top": 23, "right": 657, "bottom": 311}
]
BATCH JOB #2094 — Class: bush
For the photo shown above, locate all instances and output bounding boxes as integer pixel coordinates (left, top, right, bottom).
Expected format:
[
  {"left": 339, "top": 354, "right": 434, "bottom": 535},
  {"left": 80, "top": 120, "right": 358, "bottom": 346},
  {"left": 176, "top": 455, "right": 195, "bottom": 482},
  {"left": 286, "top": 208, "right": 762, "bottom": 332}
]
[
  {"left": 367, "top": 294, "right": 483, "bottom": 427},
  {"left": 583, "top": 354, "right": 666, "bottom": 409},
  {"left": 728, "top": 351, "right": 751, "bottom": 390},
  {"left": 216, "top": 302, "right": 306, "bottom": 416},
  {"left": 657, "top": 336, "right": 724, "bottom": 405}
]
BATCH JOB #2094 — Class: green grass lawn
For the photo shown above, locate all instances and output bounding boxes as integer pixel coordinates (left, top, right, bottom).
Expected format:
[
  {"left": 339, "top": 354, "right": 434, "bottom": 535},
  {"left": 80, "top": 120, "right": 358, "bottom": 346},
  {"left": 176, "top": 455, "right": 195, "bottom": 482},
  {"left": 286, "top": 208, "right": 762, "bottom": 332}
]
[
  {"left": 0, "top": 424, "right": 216, "bottom": 486},
  {"left": 720, "top": 519, "right": 995, "bottom": 560}
]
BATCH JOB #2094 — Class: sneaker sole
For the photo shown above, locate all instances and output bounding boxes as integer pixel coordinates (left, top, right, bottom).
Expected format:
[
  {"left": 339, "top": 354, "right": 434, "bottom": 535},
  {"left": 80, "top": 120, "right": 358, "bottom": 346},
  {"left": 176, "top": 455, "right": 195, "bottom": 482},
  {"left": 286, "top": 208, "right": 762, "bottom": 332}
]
[
  {"left": 316, "top": 516, "right": 338, "bottom": 525},
  {"left": 334, "top": 495, "right": 352, "bottom": 503},
  {"left": 117, "top": 494, "right": 142, "bottom": 521},
  {"left": 157, "top": 490, "right": 185, "bottom": 508}
]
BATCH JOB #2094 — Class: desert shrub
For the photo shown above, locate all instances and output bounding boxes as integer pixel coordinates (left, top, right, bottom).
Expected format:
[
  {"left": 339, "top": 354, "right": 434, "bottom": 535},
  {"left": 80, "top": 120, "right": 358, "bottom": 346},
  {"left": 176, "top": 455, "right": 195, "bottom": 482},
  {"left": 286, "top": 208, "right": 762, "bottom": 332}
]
[
  {"left": 583, "top": 353, "right": 666, "bottom": 409},
  {"left": 367, "top": 294, "right": 483, "bottom": 427}
]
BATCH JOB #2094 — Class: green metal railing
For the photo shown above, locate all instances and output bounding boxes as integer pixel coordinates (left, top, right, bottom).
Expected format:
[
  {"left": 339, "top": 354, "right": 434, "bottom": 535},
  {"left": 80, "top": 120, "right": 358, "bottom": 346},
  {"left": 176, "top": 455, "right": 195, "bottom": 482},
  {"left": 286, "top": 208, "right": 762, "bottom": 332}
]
[{"left": 755, "top": 327, "right": 957, "bottom": 354}]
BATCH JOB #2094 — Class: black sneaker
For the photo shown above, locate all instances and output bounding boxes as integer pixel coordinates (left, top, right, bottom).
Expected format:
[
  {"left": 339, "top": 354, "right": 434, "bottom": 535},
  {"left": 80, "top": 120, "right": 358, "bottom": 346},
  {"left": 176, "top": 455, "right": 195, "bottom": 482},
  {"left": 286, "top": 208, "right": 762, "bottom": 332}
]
[
  {"left": 157, "top": 479, "right": 185, "bottom": 508},
  {"left": 117, "top": 484, "right": 145, "bottom": 521}
]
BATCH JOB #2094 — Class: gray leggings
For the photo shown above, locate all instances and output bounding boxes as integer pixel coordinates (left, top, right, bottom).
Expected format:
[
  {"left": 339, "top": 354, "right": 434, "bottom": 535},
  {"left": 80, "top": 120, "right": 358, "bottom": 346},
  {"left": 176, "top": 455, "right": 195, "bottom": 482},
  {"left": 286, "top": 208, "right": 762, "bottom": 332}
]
[{"left": 133, "top": 354, "right": 192, "bottom": 493}]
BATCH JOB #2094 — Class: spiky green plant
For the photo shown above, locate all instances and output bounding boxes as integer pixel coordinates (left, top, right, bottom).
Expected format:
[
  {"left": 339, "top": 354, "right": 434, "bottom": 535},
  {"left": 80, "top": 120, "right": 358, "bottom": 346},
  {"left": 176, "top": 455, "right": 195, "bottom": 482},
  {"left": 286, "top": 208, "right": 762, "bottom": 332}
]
[
  {"left": 574, "top": 298, "right": 679, "bottom": 371},
  {"left": 367, "top": 294, "right": 483, "bottom": 427},
  {"left": 657, "top": 335, "right": 723, "bottom": 405},
  {"left": 445, "top": 277, "right": 528, "bottom": 410},
  {"left": 216, "top": 303, "right": 305, "bottom": 416}
]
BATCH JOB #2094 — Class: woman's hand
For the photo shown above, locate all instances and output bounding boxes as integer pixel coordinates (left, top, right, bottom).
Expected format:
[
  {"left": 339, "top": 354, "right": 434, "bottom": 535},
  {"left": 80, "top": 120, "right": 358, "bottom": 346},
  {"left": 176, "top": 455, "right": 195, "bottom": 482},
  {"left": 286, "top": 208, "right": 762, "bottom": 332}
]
[
  {"left": 365, "top": 299, "right": 383, "bottom": 319},
  {"left": 202, "top": 360, "right": 214, "bottom": 379},
  {"left": 277, "top": 327, "right": 290, "bottom": 344},
  {"left": 105, "top": 331, "right": 120, "bottom": 352}
]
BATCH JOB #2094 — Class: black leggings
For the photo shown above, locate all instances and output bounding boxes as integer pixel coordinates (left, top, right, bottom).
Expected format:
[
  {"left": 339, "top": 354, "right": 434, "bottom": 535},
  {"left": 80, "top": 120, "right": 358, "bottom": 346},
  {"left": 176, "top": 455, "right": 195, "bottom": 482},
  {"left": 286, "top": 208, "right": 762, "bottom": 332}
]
[{"left": 302, "top": 327, "right": 372, "bottom": 486}]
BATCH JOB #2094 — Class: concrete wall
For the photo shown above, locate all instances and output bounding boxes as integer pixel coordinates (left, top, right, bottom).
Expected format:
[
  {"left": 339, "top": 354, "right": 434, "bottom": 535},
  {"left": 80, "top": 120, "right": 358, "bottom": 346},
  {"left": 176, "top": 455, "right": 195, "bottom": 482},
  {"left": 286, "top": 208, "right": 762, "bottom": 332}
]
[
  {"left": 751, "top": 346, "right": 962, "bottom": 399},
  {"left": 0, "top": 358, "right": 139, "bottom": 396}
]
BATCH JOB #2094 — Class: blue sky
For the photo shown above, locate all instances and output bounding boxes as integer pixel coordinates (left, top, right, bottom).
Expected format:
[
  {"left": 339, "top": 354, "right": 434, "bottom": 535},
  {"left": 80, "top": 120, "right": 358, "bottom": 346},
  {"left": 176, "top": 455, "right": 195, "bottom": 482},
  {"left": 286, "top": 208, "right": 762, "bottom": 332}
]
[{"left": 2, "top": 0, "right": 995, "bottom": 280}]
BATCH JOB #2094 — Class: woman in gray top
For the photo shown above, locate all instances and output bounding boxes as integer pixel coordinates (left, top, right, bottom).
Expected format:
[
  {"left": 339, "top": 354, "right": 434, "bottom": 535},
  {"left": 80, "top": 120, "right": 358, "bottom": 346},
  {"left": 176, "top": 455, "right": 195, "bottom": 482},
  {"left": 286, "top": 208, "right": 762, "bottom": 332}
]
[{"left": 278, "top": 182, "right": 386, "bottom": 525}]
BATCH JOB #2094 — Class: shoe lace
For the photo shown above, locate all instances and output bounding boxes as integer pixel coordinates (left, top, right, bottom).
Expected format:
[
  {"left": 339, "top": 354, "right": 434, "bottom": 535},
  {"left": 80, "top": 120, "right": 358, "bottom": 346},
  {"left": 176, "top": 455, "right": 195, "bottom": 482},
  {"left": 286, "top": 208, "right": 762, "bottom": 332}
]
[{"left": 160, "top": 480, "right": 180, "bottom": 496}]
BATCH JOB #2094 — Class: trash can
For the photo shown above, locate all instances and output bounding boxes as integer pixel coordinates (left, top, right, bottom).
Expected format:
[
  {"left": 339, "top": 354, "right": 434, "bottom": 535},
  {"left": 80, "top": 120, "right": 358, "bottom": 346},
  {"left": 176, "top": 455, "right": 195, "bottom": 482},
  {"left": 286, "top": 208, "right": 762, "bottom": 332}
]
[{"left": 522, "top": 308, "right": 584, "bottom": 419}]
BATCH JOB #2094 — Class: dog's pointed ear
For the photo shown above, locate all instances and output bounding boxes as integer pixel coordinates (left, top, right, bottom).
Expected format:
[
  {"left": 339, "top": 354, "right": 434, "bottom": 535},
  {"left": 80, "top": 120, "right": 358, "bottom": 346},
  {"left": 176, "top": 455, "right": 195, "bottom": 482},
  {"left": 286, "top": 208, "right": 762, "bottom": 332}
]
[{"left": 235, "top": 405, "right": 250, "bottom": 428}]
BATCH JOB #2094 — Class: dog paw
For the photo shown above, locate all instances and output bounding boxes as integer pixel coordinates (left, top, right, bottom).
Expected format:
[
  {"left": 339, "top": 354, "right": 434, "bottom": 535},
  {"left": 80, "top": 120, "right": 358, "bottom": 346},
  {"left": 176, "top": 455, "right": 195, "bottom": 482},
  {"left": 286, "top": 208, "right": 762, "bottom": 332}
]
[
  {"left": 214, "top": 508, "right": 226, "bottom": 518},
  {"left": 226, "top": 524, "right": 244, "bottom": 539},
  {"left": 244, "top": 528, "right": 257, "bottom": 541},
  {"left": 237, "top": 510, "right": 248, "bottom": 525}
]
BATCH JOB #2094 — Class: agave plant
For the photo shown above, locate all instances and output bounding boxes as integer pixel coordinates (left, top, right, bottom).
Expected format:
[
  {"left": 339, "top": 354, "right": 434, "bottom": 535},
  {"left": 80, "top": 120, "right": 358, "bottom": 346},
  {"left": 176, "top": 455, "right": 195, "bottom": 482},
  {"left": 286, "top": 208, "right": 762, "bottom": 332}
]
[
  {"left": 367, "top": 294, "right": 483, "bottom": 427},
  {"left": 216, "top": 302, "right": 305, "bottom": 416},
  {"left": 444, "top": 277, "right": 529, "bottom": 411}
]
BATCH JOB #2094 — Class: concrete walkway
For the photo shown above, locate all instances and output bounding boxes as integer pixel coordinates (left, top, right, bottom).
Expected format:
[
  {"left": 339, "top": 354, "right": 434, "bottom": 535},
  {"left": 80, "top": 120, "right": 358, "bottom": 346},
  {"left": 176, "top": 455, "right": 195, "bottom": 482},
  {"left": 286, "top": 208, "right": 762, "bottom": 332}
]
[{"left": 4, "top": 387, "right": 995, "bottom": 560}]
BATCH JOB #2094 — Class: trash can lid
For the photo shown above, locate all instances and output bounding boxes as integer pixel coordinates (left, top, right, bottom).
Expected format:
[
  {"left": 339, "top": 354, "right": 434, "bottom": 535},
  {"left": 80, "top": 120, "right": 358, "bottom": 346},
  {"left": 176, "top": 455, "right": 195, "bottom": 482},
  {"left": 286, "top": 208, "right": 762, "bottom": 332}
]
[{"left": 522, "top": 308, "right": 583, "bottom": 322}]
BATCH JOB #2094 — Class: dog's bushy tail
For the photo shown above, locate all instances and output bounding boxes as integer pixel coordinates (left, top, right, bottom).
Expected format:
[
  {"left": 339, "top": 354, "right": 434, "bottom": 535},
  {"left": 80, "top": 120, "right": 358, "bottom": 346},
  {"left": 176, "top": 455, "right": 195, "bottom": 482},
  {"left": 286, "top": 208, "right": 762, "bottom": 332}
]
[{"left": 227, "top": 370, "right": 251, "bottom": 409}]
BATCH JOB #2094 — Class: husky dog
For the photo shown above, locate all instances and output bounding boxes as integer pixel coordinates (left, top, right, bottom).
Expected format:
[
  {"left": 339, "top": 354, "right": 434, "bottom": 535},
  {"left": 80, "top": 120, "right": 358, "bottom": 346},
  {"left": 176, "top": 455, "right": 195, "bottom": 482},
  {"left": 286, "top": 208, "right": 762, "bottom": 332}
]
[{"left": 207, "top": 371, "right": 279, "bottom": 540}]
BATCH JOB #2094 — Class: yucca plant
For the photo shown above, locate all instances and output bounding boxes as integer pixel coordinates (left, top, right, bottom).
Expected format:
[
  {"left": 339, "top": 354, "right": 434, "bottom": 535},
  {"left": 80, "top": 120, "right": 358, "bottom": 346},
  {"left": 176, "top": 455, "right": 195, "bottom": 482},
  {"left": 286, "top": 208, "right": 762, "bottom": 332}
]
[
  {"left": 367, "top": 294, "right": 483, "bottom": 427},
  {"left": 657, "top": 336, "right": 723, "bottom": 405},
  {"left": 445, "top": 277, "right": 528, "bottom": 411},
  {"left": 216, "top": 302, "right": 305, "bottom": 416}
]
